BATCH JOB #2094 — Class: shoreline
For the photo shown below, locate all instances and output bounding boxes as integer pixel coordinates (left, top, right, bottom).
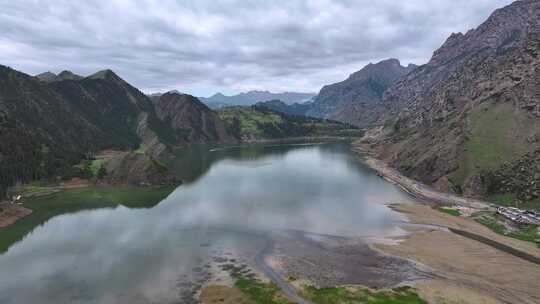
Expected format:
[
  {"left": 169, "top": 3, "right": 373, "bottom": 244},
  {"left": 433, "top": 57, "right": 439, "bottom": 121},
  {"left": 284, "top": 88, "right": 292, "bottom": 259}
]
[
  {"left": 372, "top": 202, "right": 540, "bottom": 304},
  {"left": 349, "top": 144, "right": 540, "bottom": 303},
  {"left": 239, "top": 135, "right": 357, "bottom": 145},
  {"left": 351, "top": 145, "right": 491, "bottom": 210}
]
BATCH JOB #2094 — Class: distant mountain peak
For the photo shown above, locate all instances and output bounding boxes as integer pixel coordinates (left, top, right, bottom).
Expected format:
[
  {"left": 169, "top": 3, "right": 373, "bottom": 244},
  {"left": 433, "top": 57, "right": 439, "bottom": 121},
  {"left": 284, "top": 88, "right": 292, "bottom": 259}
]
[
  {"left": 162, "top": 90, "right": 187, "bottom": 98},
  {"left": 36, "top": 71, "right": 59, "bottom": 82},
  {"left": 58, "top": 70, "right": 82, "bottom": 81},
  {"left": 245, "top": 90, "right": 271, "bottom": 94},
  {"left": 36, "top": 70, "right": 84, "bottom": 82},
  {"left": 307, "top": 58, "right": 416, "bottom": 126},
  {"left": 349, "top": 58, "right": 413, "bottom": 81},
  {"left": 200, "top": 91, "right": 317, "bottom": 109},
  {"left": 88, "top": 69, "right": 121, "bottom": 81},
  {"left": 165, "top": 89, "right": 183, "bottom": 95}
]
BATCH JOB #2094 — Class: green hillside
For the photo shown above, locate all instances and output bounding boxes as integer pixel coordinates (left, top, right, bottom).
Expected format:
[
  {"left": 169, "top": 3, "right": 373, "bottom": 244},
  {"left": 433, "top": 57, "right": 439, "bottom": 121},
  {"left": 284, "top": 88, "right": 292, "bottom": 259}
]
[{"left": 218, "top": 106, "right": 362, "bottom": 140}]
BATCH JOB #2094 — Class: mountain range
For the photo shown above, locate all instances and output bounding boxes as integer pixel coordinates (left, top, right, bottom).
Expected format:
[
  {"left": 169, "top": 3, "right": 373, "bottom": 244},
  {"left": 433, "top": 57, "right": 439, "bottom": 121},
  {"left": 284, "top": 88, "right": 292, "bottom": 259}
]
[
  {"left": 250, "top": 0, "right": 540, "bottom": 207},
  {"left": 307, "top": 59, "right": 417, "bottom": 127},
  {"left": 199, "top": 90, "right": 316, "bottom": 109},
  {"left": 250, "top": 59, "right": 417, "bottom": 125},
  {"left": 2, "top": 0, "right": 539, "bottom": 208},
  {"left": 357, "top": 0, "right": 540, "bottom": 206},
  {"left": 0, "top": 67, "right": 234, "bottom": 196}
]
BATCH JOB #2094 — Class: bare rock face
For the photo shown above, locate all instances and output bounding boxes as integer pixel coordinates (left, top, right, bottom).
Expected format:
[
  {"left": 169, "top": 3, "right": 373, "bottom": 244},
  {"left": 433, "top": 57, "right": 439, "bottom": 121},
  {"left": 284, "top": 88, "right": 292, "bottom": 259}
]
[
  {"left": 372, "top": 0, "right": 540, "bottom": 201},
  {"left": 104, "top": 152, "right": 179, "bottom": 186},
  {"left": 307, "top": 59, "right": 416, "bottom": 127},
  {"left": 151, "top": 92, "right": 235, "bottom": 144},
  {"left": 35, "top": 71, "right": 60, "bottom": 82}
]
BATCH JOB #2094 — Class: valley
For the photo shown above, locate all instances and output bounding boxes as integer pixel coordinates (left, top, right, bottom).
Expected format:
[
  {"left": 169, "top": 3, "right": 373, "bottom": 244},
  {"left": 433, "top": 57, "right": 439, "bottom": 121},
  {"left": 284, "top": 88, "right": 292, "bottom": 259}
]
[{"left": 1, "top": 0, "right": 540, "bottom": 303}]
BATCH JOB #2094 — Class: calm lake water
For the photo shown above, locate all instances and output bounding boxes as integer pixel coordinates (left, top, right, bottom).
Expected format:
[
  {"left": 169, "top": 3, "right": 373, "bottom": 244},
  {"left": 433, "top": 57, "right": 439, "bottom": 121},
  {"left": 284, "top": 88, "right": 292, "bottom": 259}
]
[{"left": 0, "top": 142, "right": 410, "bottom": 304}]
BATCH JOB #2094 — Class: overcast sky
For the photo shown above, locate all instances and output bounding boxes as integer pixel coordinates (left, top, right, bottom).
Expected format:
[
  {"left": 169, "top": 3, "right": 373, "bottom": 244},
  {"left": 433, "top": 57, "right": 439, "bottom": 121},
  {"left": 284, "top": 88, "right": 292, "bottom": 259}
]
[{"left": 1, "top": 0, "right": 514, "bottom": 97}]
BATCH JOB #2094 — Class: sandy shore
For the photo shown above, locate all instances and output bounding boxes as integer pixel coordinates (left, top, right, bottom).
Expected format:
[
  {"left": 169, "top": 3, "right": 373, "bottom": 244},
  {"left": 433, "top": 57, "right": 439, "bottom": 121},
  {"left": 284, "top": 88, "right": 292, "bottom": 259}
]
[
  {"left": 374, "top": 202, "right": 540, "bottom": 304},
  {"left": 349, "top": 144, "right": 540, "bottom": 303}
]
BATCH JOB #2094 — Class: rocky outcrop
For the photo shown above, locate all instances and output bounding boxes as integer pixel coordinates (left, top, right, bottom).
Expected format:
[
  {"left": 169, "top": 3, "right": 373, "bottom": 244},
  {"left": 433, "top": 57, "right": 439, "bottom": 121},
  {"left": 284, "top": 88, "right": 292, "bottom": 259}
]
[
  {"left": 104, "top": 152, "right": 179, "bottom": 186},
  {"left": 35, "top": 71, "right": 60, "bottom": 82},
  {"left": 151, "top": 92, "right": 235, "bottom": 144},
  {"left": 36, "top": 70, "right": 83, "bottom": 82},
  {"left": 484, "top": 149, "right": 540, "bottom": 202},
  {"left": 57, "top": 71, "right": 83, "bottom": 81},
  {"left": 368, "top": 0, "right": 540, "bottom": 203},
  {"left": 307, "top": 59, "right": 416, "bottom": 127}
]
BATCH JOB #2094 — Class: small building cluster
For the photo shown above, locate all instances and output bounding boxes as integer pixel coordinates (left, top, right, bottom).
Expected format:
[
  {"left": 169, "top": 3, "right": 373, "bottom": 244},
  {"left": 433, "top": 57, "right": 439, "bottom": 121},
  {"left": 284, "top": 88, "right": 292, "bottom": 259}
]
[
  {"left": 10, "top": 195, "right": 23, "bottom": 205},
  {"left": 497, "top": 207, "right": 540, "bottom": 225}
]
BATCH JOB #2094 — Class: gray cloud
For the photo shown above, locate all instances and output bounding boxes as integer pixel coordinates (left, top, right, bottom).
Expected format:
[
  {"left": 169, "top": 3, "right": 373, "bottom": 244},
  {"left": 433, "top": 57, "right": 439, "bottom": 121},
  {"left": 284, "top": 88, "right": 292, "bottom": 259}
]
[{"left": 0, "top": 0, "right": 514, "bottom": 96}]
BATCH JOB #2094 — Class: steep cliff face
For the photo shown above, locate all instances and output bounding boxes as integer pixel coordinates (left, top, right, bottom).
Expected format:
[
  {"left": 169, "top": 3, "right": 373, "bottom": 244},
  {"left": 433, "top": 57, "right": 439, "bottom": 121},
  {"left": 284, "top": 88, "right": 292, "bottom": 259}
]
[
  {"left": 371, "top": 0, "right": 540, "bottom": 202},
  {"left": 151, "top": 92, "right": 235, "bottom": 144},
  {"left": 307, "top": 59, "right": 416, "bottom": 127}
]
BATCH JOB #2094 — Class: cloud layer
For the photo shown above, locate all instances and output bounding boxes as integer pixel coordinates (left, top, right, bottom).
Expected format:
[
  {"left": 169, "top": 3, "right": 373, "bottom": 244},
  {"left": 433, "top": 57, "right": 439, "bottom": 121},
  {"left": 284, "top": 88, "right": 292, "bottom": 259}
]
[{"left": 0, "top": 0, "right": 514, "bottom": 96}]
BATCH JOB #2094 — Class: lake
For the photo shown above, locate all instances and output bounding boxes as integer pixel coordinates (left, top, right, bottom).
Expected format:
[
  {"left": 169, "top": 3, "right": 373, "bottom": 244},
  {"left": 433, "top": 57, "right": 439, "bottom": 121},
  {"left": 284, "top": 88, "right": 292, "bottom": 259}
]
[{"left": 0, "top": 142, "right": 411, "bottom": 303}]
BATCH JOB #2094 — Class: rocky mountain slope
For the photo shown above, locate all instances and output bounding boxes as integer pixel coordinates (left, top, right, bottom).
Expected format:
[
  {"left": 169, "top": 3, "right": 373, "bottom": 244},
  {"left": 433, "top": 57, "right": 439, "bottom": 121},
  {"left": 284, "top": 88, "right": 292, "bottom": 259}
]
[
  {"left": 0, "top": 65, "right": 103, "bottom": 196},
  {"left": 0, "top": 66, "right": 234, "bottom": 196},
  {"left": 307, "top": 59, "right": 416, "bottom": 127},
  {"left": 36, "top": 70, "right": 83, "bottom": 82},
  {"left": 366, "top": 0, "right": 540, "bottom": 206},
  {"left": 151, "top": 92, "right": 235, "bottom": 144},
  {"left": 200, "top": 90, "right": 316, "bottom": 109}
]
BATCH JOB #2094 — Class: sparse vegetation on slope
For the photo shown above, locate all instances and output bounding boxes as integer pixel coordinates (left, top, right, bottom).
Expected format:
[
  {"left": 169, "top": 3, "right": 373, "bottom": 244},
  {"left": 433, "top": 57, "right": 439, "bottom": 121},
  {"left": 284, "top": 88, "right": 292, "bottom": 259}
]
[
  {"left": 450, "top": 102, "right": 538, "bottom": 188},
  {"left": 363, "top": 0, "right": 540, "bottom": 208},
  {"left": 218, "top": 106, "right": 361, "bottom": 140},
  {"left": 235, "top": 277, "right": 291, "bottom": 304},
  {"left": 472, "top": 212, "right": 540, "bottom": 249}
]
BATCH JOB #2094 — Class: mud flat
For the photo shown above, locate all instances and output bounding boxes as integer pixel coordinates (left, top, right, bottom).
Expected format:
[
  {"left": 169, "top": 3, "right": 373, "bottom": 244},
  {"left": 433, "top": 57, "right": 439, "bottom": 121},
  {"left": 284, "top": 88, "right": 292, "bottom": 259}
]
[
  {"left": 198, "top": 229, "right": 431, "bottom": 304},
  {"left": 375, "top": 202, "right": 540, "bottom": 304},
  {"left": 266, "top": 230, "right": 429, "bottom": 289}
]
